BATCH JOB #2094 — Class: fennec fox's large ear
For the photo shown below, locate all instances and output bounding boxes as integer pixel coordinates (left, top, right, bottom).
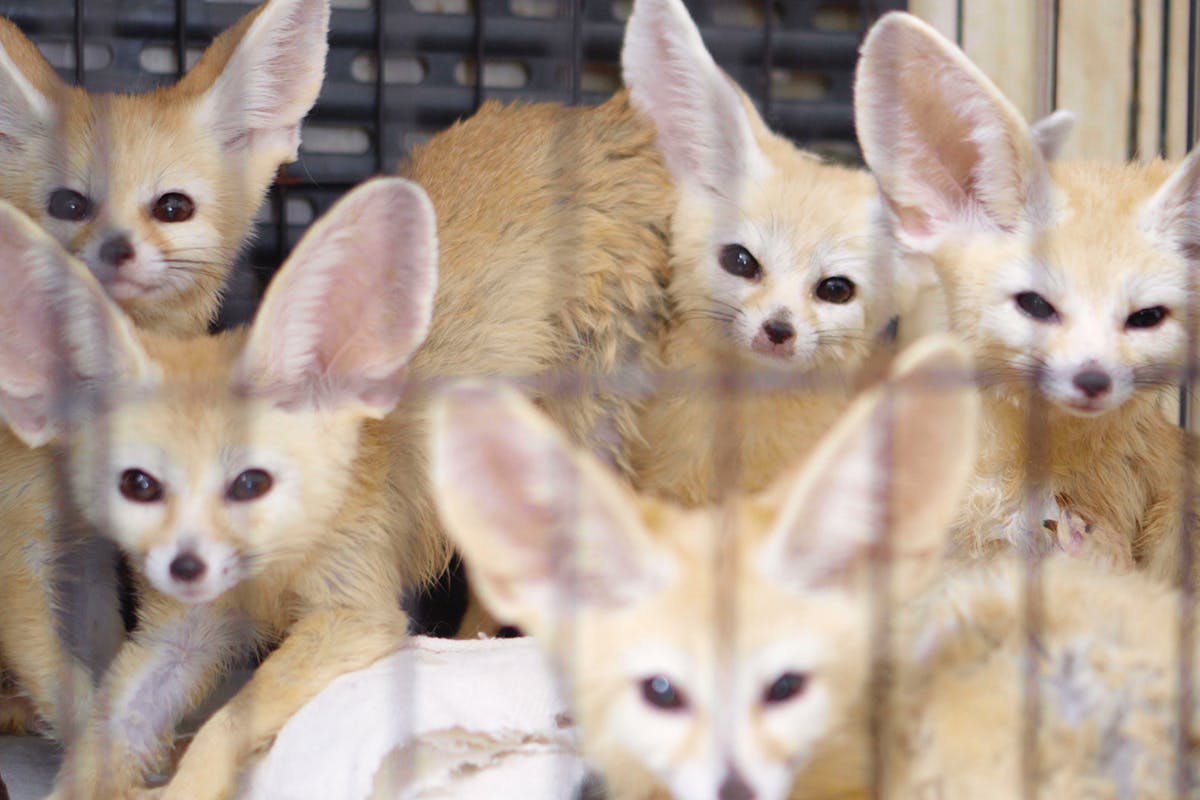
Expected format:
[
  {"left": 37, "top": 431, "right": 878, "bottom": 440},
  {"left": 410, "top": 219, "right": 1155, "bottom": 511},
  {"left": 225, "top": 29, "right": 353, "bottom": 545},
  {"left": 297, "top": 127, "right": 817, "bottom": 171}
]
[
  {"left": 621, "top": 0, "right": 765, "bottom": 197},
  {"left": 0, "top": 18, "right": 64, "bottom": 151},
  {"left": 855, "top": 12, "right": 1054, "bottom": 252},
  {"left": 234, "top": 178, "right": 437, "bottom": 416},
  {"left": 1143, "top": 146, "right": 1200, "bottom": 255},
  {"left": 187, "top": 0, "right": 331, "bottom": 169},
  {"left": 431, "top": 383, "right": 672, "bottom": 637},
  {"left": 758, "top": 336, "right": 977, "bottom": 598},
  {"left": 1031, "top": 109, "right": 1076, "bottom": 160},
  {"left": 0, "top": 202, "right": 152, "bottom": 448}
]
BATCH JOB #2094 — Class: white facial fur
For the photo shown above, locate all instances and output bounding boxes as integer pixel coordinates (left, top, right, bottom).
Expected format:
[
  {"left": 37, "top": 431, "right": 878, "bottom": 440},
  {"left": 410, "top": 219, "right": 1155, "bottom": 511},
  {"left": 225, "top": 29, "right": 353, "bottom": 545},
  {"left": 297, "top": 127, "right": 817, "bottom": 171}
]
[{"left": 972, "top": 249, "right": 1186, "bottom": 416}]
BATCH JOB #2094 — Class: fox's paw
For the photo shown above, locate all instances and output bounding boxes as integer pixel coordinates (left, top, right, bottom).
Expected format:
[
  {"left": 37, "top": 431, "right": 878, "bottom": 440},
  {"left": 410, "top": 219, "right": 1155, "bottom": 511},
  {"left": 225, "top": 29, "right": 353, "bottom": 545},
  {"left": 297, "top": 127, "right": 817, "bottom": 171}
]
[{"left": 1045, "top": 509, "right": 1135, "bottom": 571}]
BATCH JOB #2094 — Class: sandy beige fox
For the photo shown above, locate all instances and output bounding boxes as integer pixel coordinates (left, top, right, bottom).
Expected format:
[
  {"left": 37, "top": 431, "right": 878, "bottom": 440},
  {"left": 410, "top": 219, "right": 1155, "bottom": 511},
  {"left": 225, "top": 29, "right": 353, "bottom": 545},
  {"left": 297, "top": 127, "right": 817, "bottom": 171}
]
[
  {"left": 622, "top": 0, "right": 1073, "bottom": 507},
  {"left": 432, "top": 339, "right": 1200, "bottom": 800},
  {"left": 0, "top": 179, "right": 449, "bottom": 799},
  {"left": 0, "top": 0, "right": 329, "bottom": 746},
  {"left": 0, "top": 0, "right": 328, "bottom": 335},
  {"left": 855, "top": 11, "right": 1200, "bottom": 578},
  {"left": 430, "top": 338, "right": 979, "bottom": 800}
]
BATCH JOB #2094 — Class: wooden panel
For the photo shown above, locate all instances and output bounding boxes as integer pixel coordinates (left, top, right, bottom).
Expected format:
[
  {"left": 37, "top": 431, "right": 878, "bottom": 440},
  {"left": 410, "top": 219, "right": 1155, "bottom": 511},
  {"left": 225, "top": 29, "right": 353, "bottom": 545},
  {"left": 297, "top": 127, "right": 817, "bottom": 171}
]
[
  {"left": 1165, "top": 0, "right": 1193, "bottom": 158},
  {"left": 1055, "top": 0, "right": 1133, "bottom": 160}
]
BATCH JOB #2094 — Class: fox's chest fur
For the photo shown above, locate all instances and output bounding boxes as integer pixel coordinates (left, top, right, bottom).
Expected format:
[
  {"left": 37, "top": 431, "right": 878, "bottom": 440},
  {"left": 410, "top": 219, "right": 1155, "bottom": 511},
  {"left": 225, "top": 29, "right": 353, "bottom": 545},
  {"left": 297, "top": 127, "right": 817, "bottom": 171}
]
[
  {"left": 953, "top": 390, "right": 1182, "bottom": 570},
  {"left": 789, "top": 560, "right": 1190, "bottom": 800}
]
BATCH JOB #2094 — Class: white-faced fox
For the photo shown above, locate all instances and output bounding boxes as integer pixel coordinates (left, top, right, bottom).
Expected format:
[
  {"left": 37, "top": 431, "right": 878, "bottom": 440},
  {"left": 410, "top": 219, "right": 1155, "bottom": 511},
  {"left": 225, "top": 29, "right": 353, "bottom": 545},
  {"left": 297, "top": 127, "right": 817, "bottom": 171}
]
[
  {"left": 433, "top": 337, "right": 1200, "bottom": 800},
  {"left": 855, "top": 11, "right": 1200, "bottom": 578},
  {"left": 0, "top": 178, "right": 448, "bottom": 799},
  {"left": 0, "top": 0, "right": 328, "bottom": 335},
  {"left": 430, "top": 338, "right": 978, "bottom": 800}
]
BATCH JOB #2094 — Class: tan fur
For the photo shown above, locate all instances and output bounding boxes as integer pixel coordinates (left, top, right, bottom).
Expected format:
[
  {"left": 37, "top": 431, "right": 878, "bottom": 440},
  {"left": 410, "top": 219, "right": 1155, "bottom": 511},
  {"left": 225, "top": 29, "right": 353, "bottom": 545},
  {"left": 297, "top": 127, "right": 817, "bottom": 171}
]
[
  {"left": 433, "top": 340, "right": 1200, "bottom": 800},
  {"left": 0, "top": 0, "right": 328, "bottom": 745},
  {"left": 430, "top": 338, "right": 978, "bottom": 800},
  {"left": 792, "top": 556, "right": 1196, "bottom": 800},
  {"left": 855, "top": 13, "right": 1200, "bottom": 580},
  {"left": 0, "top": 0, "right": 325, "bottom": 334},
  {"left": 632, "top": 159, "right": 892, "bottom": 504},
  {"left": 0, "top": 181, "right": 442, "bottom": 798},
  {"left": 399, "top": 92, "right": 674, "bottom": 474},
  {"left": 52, "top": 332, "right": 443, "bottom": 798}
]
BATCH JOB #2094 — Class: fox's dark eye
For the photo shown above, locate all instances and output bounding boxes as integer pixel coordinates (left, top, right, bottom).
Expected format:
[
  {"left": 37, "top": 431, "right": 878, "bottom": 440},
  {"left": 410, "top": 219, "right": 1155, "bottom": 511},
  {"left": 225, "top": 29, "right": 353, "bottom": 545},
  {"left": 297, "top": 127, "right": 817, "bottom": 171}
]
[
  {"left": 47, "top": 189, "right": 93, "bottom": 222},
  {"left": 228, "top": 469, "right": 273, "bottom": 502},
  {"left": 1015, "top": 291, "right": 1059, "bottom": 322},
  {"left": 815, "top": 276, "right": 856, "bottom": 304},
  {"left": 119, "top": 469, "right": 164, "bottom": 503},
  {"left": 763, "top": 671, "right": 808, "bottom": 704},
  {"left": 1126, "top": 305, "right": 1168, "bottom": 329},
  {"left": 718, "top": 244, "right": 762, "bottom": 280},
  {"left": 640, "top": 675, "right": 687, "bottom": 711},
  {"left": 152, "top": 192, "right": 195, "bottom": 223}
]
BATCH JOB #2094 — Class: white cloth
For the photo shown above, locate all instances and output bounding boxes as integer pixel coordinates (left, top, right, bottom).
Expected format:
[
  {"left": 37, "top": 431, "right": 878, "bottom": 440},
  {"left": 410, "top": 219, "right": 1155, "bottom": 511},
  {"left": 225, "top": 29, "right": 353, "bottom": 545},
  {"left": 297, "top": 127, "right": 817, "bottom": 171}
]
[{"left": 243, "top": 636, "right": 588, "bottom": 800}]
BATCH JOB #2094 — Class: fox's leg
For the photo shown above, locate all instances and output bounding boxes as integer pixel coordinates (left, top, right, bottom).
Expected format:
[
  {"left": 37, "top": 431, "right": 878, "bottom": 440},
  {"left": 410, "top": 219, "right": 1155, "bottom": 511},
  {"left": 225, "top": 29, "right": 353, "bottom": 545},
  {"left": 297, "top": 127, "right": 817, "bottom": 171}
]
[
  {"left": 50, "top": 597, "right": 245, "bottom": 800},
  {"left": 159, "top": 605, "right": 408, "bottom": 800},
  {"left": 0, "top": 541, "right": 100, "bottom": 743}
]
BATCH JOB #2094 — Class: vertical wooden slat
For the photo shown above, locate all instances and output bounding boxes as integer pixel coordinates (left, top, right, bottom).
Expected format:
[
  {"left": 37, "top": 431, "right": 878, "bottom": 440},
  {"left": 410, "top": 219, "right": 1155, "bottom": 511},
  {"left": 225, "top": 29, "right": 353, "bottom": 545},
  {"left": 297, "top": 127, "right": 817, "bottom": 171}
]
[
  {"left": 1166, "top": 0, "right": 1192, "bottom": 158},
  {"left": 960, "top": 0, "right": 1040, "bottom": 120},
  {"left": 908, "top": 0, "right": 958, "bottom": 40},
  {"left": 1055, "top": 0, "right": 1133, "bottom": 160}
]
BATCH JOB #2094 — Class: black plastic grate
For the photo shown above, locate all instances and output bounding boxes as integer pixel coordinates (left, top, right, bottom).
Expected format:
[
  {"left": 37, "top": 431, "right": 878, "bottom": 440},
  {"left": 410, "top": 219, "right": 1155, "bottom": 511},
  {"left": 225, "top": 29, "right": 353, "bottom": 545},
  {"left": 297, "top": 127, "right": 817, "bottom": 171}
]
[{"left": 1, "top": 0, "right": 904, "bottom": 322}]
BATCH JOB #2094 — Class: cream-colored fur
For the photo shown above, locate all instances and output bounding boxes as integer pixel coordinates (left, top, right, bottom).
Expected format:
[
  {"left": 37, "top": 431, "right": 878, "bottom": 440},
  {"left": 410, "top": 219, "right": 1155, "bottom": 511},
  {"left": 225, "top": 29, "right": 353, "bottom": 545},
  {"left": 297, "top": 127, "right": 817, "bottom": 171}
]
[
  {"left": 398, "top": 92, "right": 674, "bottom": 479},
  {"left": 429, "top": 338, "right": 979, "bottom": 800},
  {"left": 0, "top": 0, "right": 328, "bottom": 335},
  {"left": 432, "top": 335, "right": 1200, "bottom": 800},
  {"left": 0, "top": 0, "right": 329, "bottom": 743},
  {"left": 0, "top": 182, "right": 451, "bottom": 799},
  {"left": 855, "top": 12, "right": 1200, "bottom": 580},
  {"left": 622, "top": 0, "right": 906, "bottom": 506}
]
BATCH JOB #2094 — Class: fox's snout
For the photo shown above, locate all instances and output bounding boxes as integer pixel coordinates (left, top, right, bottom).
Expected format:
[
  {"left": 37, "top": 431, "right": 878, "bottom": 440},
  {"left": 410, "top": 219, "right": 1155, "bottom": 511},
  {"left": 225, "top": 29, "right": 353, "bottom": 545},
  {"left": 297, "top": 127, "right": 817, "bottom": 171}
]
[
  {"left": 752, "top": 316, "right": 797, "bottom": 359},
  {"left": 1071, "top": 366, "right": 1112, "bottom": 399},
  {"left": 717, "top": 767, "right": 755, "bottom": 800},
  {"left": 144, "top": 538, "right": 242, "bottom": 604}
]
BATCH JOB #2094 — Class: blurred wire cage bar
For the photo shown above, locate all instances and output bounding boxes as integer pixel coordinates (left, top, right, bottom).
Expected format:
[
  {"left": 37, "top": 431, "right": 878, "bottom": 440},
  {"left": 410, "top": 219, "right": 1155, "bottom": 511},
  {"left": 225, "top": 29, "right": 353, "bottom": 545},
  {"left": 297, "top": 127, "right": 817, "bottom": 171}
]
[{"left": 1, "top": 0, "right": 904, "bottom": 322}]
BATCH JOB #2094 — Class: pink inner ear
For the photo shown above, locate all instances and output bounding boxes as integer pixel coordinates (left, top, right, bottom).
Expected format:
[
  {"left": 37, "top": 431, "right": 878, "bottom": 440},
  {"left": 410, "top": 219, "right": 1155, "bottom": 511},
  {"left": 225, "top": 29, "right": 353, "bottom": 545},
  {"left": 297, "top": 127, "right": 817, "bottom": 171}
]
[
  {"left": 243, "top": 180, "right": 436, "bottom": 412},
  {"left": 859, "top": 18, "right": 1043, "bottom": 240}
]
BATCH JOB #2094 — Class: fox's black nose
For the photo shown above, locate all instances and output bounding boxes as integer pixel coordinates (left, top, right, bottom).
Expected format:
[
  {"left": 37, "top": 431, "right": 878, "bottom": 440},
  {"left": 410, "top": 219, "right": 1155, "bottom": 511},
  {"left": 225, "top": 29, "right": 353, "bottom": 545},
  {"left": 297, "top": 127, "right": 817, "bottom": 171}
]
[
  {"left": 169, "top": 552, "right": 207, "bottom": 583},
  {"left": 762, "top": 319, "right": 795, "bottom": 345},
  {"left": 1072, "top": 369, "right": 1112, "bottom": 398},
  {"left": 99, "top": 234, "right": 136, "bottom": 267},
  {"left": 717, "top": 768, "right": 755, "bottom": 800}
]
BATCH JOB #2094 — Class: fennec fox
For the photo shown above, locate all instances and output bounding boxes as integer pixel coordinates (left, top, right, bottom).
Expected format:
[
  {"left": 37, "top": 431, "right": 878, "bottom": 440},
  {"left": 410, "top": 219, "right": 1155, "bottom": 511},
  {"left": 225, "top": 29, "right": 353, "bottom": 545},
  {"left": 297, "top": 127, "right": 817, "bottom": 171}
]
[
  {"left": 0, "top": 179, "right": 445, "bottom": 799},
  {"left": 430, "top": 338, "right": 979, "bottom": 800},
  {"left": 855, "top": 12, "right": 1200, "bottom": 577},
  {"left": 621, "top": 0, "right": 1070, "bottom": 506},
  {"left": 435, "top": 342, "right": 1200, "bottom": 800},
  {"left": 0, "top": 0, "right": 328, "bottom": 335}
]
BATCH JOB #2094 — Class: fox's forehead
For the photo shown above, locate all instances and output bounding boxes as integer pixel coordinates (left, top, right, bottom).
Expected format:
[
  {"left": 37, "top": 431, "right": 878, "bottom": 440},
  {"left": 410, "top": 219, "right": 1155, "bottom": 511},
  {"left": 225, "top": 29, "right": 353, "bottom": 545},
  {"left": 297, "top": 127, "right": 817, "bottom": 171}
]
[
  {"left": 738, "top": 158, "right": 875, "bottom": 266},
  {"left": 1040, "top": 160, "right": 1187, "bottom": 290},
  {"left": 47, "top": 90, "right": 218, "bottom": 192},
  {"left": 103, "top": 331, "right": 246, "bottom": 442}
]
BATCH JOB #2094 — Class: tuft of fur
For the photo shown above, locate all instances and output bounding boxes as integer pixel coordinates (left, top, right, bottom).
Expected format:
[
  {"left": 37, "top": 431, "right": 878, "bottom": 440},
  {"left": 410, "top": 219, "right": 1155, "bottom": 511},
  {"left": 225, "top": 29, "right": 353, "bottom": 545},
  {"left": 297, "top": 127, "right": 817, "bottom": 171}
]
[
  {"left": 855, "top": 12, "right": 1200, "bottom": 578},
  {"left": 0, "top": 0, "right": 329, "bottom": 336},
  {"left": 0, "top": 180, "right": 450, "bottom": 799}
]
